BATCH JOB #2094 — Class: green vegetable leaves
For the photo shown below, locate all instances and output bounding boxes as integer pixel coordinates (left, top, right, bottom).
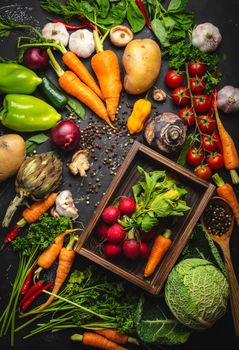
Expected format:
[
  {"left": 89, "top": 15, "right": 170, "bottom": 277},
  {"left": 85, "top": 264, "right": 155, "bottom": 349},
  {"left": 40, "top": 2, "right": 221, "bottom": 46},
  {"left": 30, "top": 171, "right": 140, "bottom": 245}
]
[
  {"left": 167, "top": 0, "right": 189, "bottom": 13},
  {"left": 25, "top": 133, "right": 49, "bottom": 154},
  {"left": 126, "top": 0, "right": 145, "bottom": 33}
]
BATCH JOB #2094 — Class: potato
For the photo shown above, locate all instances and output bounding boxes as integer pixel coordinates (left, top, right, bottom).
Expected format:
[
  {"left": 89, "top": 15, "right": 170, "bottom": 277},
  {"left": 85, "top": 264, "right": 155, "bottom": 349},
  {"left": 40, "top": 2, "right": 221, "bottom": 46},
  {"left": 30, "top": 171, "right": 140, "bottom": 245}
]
[
  {"left": 122, "top": 38, "right": 161, "bottom": 95},
  {"left": 0, "top": 134, "right": 26, "bottom": 183}
]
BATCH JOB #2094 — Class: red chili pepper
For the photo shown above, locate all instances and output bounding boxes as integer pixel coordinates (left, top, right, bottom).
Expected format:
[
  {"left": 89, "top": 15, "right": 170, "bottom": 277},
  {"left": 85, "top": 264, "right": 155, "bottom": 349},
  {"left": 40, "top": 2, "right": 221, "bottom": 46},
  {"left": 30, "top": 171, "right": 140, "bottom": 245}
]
[
  {"left": 53, "top": 19, "right": 86, "bottom": 30},
  {"left": 136, "top": 0, "right": 152, "bottom": 30},
  {"left": 20, "top": 264, "right": 37, "bottom": 296},
  {"left": 19, "top": 280, "right": 44, "bottom": 310},
  {"left": 21, "top": 281, "right": 53, "bottom": 311},
  {"left": 77, "top": 16, "right": 103, "bottom": 36},
  {"left": 0, "top": 225, "right": 21, "bottom": 251}
]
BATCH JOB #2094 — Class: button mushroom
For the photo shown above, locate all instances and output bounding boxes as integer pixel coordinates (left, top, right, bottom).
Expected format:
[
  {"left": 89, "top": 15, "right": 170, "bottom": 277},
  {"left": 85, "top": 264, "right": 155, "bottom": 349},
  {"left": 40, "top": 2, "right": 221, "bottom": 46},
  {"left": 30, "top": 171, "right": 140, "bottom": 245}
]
[
  {"left": 68, "top": 150, "right": 90, "bottom": 177},
  {"left": 109, "top": 25, "right": 134, "bottom": 47}
]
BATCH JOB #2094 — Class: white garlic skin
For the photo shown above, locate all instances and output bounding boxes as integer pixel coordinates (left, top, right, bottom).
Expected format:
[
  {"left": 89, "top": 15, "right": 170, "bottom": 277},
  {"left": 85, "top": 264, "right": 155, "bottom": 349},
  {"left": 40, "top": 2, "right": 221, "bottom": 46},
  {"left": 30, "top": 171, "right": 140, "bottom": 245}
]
[
  {"left": 69, "top": 29, "right": 95, "bottom": 58},
  {"left": 55, "top": 190, "right": 79, "bottom": 220},
  {"left": 192, "top": 22, "right": 222, "bottom": 53},
  {"left": 217, "top": 85, "right": 239, "bottom": 113},
  {"left": 42, "top": 22, "right": 69, "bottom": 47}
]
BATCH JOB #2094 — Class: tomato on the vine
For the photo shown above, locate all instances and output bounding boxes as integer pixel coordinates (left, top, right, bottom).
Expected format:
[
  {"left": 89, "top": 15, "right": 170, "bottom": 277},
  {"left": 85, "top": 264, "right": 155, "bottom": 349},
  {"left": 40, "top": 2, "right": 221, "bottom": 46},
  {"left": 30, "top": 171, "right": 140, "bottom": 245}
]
[
  {"left": 201, "top": 134, "right": 218, "bottom": 152},
  {"left": 194, "top": 164, "right": 212, "bottom": 180},
  {"left": 171, "top": 87, "right": 190, "bottom": 106},
  {"left": 190, "top": 76, "right": 206, "bottom": 94},
  {"left": 165, "top": 70, "right": 184, "bottom": 89},
  {"left": 178, "top": 106, "right": 195, "bottom": 127},
  {"left": 197, "top": 115, "right": 215, "bottom": 134},
  {"left": 206, "top": 152, "right": 224, "bottom": 170},
  {"left": 212, "top": 131, "right": 223, "bottom": 154},
  {"left": 186, "top": 147, "right": 204, "bottom": 166},
  {"left": 188, "top": 62, "right": 207, "bottom": 77},
  {"left": 193, "top": 94, "right": 212, "bottom": 114}
]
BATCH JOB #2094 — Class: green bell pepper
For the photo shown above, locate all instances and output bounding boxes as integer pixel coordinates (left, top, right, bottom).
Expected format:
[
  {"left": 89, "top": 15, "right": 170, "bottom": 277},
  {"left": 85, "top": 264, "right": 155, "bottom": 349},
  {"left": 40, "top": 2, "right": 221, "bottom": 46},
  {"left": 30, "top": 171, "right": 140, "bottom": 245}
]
[
  {"left": 0, "top": 63, "right": 42, "bottom": 94},
  {"left": 0, "top": 94, "right": 61, "bottom": 132}
]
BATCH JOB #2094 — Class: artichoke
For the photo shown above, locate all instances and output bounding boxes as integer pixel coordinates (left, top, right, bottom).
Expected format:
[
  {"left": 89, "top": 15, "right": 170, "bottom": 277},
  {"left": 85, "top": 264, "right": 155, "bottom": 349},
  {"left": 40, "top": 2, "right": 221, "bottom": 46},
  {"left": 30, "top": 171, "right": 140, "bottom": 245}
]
[{"left": 2, "top": 152, "right": 63, "bottom": 227}]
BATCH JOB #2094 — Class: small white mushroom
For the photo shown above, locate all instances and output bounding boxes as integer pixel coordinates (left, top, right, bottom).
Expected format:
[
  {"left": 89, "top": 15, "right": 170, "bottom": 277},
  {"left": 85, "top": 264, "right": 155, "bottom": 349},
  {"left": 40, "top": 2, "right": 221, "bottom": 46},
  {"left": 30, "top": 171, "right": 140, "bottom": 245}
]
[
  {"left": 152, "top": 87, "right": 167, "bottom": 102},
  {"left": 192, "top": 22, "right": 222, "bottom": 53},
  {"left": 68, "top": 150, "right": 90, "bottom": 177},
  {"left": 42, "top": 22, "right": 69, "bottom": 47},
  {"left": 52, "top": 190, "right": 78, "bottom": 219},
  {"left": 109, "top": 25, "right": 134, "bottom": 47},
  {"left": 69, "top": 29, "right": 95, "bottom": 58}
]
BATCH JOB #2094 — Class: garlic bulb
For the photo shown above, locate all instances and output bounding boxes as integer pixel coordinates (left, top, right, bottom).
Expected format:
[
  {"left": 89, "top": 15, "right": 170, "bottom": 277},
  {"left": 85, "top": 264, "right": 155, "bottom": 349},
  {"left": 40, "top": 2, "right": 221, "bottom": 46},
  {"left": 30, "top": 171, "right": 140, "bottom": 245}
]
[
  {"left": 42, "top": 22, "right": 69, "bottom": 47},
  {"left": 69, "top": 29, "right": 95, "bottom": 58},
  {"left": 192, "top": 22, "right": 222, "bottom": 53},
  {"left": 53, "top": 190, "right": 78, "bottom": 219},
  {"left": 217, "top": 85, "right": 239, "bottom": 113}
]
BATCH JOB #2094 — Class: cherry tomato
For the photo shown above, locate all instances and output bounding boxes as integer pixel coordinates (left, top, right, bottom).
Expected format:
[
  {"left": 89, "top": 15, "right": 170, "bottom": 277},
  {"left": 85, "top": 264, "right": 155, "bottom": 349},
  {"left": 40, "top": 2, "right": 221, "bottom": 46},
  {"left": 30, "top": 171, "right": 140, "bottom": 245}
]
[
  {"left": 178, "top": 106, "right": 195, "bottom": 127},
  {"left": 201, "top": 134, "right": 218, "bottom": 152},
  {"left": 193, "top": 94, "right": 212, "bottom": 114},
  {"left": 206, "top": 152, "right": 224, "bottom": 170},
  {"left": 165, "top": 70, "right": 184, "bottom": 89},
  {"left": 190, "top": 76, "right": 206, "bottom": 94},
  {"left": 171, "top": 87, "right": 190, "bottom": 106},
  {"left": 197, "top": 115, "right": 215, "bottom": 134},
  {"left": 194, "top": 164, "right": 212, "bottom": 181},
  {"left": 188, "top": 62, "right": 207, "bottom": 77},
  {"left": 212, "top": 131, "right": 223, "bottom": 154},
  {"left": 186, "top": 147, "right": 204, "bottom": 166}
]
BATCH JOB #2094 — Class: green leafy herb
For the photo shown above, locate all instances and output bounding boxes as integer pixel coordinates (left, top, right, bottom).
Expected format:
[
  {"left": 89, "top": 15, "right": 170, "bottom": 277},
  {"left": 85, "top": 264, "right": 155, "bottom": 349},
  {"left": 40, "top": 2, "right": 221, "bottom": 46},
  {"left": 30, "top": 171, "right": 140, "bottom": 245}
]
[
  {"left": 177, "top": 133, "right": 196, "bottom": 166},
  {"left": 25, "top": 134, "right": 49, "bottom": 154},
  {"left": 0, "top": 16, "right": 42, "bottom": 38},
  {"left": 126, "top": 0, "right": 145, "bottom": 33}
]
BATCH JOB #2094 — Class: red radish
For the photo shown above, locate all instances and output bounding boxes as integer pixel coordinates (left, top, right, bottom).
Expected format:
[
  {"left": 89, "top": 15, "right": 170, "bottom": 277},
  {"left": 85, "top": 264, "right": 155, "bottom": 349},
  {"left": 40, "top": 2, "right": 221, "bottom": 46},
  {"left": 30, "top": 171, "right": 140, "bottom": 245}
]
[
  {"left": 107, "top": 224, "right": 125, "bottom": 244},
  {"left": 122, "top": 239, "right": 140, "bottom": 260},
  {"left": 139, "top": 242, "right": 149, "bottom": 259},
  {"left": 103, "top": 243, "right": 121, "bottom": 258},
  {"left": 118, "top": 197, "right": 136, "bottom": 216},
  {"left": 97, "top": 223, "right": 109, "bottom": 239},
  {"left": 140, "top": 228, "right": 156, "bottom": 241},
  {"left": 102, "top": 206, "right": 120, "bottom": 225}
]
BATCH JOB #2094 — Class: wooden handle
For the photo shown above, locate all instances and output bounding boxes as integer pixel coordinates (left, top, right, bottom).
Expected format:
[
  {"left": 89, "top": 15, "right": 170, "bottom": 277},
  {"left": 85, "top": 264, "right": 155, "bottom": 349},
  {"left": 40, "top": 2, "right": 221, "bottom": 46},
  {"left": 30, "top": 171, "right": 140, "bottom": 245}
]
[{"left": 220, "top": 240, "right": 239, "bottom": 336}]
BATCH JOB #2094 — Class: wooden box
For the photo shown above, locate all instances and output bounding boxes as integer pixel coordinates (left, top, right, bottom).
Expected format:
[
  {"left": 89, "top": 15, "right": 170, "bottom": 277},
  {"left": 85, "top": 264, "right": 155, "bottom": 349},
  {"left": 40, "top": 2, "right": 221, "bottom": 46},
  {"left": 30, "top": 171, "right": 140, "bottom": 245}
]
[{"left": 75, "top": 141, "right": 215, "bottom": 294}]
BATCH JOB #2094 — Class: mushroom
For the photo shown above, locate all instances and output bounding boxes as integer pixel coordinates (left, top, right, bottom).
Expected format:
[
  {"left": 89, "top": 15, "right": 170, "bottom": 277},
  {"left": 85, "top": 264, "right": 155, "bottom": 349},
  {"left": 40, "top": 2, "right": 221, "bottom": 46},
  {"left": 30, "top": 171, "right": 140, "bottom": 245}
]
[
  {"left": 152, "top": 87, "right": 167, "bottom": 102},
  {"left": 192, "top": 22, "right": 222, "bottom": 53},
  {"left": 69, "top": 29, "right": 95, "bottom": 58},
  {"left": 42, "top": 22, "right": 69, "bottom": 47},
  {"left": 51, "top": 190, "right": 78, "bottom": 219},
  {"left": 109, "top": 25, "right": 134, "bottom": 47},
  {"left": 68, "top": 150, "right": 90, "bottom": 177}
]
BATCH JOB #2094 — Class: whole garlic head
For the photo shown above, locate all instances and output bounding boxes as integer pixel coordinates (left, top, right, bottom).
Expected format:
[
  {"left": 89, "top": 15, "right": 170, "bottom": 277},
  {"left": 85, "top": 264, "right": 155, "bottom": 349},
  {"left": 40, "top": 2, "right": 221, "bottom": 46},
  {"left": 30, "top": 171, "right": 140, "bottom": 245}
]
[
  {"left": 69, "top": 29, "right": 95, "bottom": 58},
  {"left": 217, "top": 85, "right": 239, "bottom": 113},
  {"left": 54, "top": 190, "right": 78, "bottom": 219},
  {"left": 42, "top": 22, "right": 69, "bottom": 47},
  {"left": 192, "top": 22, "right": 222, "bottom": 53}
]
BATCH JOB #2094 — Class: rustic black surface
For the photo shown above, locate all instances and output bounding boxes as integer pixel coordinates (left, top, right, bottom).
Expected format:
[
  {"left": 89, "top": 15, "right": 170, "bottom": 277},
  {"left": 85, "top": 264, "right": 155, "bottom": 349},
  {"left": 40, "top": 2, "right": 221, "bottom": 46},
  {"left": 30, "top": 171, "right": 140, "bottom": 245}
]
[{"left": 0, "top": 0, "right": 239, "bottom": 349}]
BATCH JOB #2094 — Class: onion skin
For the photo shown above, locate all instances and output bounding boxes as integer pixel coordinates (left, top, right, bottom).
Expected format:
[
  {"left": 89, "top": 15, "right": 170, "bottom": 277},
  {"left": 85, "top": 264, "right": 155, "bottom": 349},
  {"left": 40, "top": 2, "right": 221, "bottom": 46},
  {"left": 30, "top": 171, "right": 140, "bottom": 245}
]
[
  {"left": 217, "top": 85, "right": 239, "bottom": 113},
  {"left": 50, "top": 120, "right": 81, "bottom": 152},
  {"left": 23, "top": 48, "right": 49, "bottom": 71}
]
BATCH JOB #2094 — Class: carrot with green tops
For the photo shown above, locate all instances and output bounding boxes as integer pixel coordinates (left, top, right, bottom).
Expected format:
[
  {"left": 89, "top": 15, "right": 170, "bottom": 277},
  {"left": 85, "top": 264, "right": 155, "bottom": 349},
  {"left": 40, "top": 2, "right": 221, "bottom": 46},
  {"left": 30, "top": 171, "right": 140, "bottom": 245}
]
[
  {"left": 91, "top": 30, "right": 122, "bottom": 121},
  {"left": 95, "top": 329, "right": 139, "bottom": 345},
  {"left": 71, "top": 332, "right": 127, "bottom": 350},
  {"left": 47, "top": 49, "right": 114, "bottom": 129},
  {"left": 212, "top": 173, "right": 239, "bottom": 227},
  {"left": 213, "top": 92, "right": 239, "bottom": 184},
  {"left": 144, "top": 229, "right": 172, "bottom": 278}
]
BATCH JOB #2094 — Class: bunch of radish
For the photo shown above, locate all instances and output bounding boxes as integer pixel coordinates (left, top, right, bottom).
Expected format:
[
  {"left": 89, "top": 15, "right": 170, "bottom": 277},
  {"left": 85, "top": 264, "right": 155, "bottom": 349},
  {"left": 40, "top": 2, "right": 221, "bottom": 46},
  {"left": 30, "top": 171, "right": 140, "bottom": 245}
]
[{"left": 97, "top": 197, "right": 155, "bottom": 260}]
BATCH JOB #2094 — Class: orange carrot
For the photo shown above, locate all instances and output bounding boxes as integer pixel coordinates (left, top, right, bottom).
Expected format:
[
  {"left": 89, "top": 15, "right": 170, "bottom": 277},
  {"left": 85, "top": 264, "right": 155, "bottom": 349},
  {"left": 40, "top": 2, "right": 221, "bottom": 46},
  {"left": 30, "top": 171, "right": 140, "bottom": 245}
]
[
  {"left": 22, "top": 193, "right": 58, "bottom": 224},
  {"left": 91, "top": 30, "right": 122, "bottom": 121},
  {"left": 212, "top": 173, "right": 239, "bottom": 227},
  {"left": 62, "top": 51, "right": 103, "bottom": 99},
  {"left": 71, "top": 332, "right": 127, "bottom": 350},
  {"left": 213, "top": 93, "right": 239, "bottom": 184},
  {"left": 47, "top": 49, "right": 114, "bottom": 129},
  {"left": 144, "top": 229, "right": 172, "bottom": 278},
  {"left": 95, "top": 329, "right": 139, "bottom": 345}
]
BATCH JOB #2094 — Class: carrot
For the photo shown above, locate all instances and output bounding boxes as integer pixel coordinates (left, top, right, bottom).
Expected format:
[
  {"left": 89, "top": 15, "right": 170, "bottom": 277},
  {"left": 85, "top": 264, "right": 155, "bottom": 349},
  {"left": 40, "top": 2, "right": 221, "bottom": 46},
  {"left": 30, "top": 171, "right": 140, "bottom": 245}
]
[
  {"left": 91, "top": 30, "right": 122, "bottom": 121},
  {"left": 47, "top": 49, "right": 114, "bottom": 129},
  {"left": 213, "top": 92, "right": 239, "bottom": 184},
  {"left": 95, "top": 329, "right": 139, "bottom": 345},
  {"left": 21, "top": 234, "right": 78, "bottom": 317},
  {"left": 144, "top": 229, "right": 172, "bottom": 278},
  {"left": 22, "top": 193, "right": 58, "bottom": 224},
  {"left": 71, "top": 332, "right": 127, "bottom": 350},
  {"left": 212, "top": 173, "right": 239, "bottom": 227},
  {"left": 62, "top": 51, "right": 103, "bottom": 99}
]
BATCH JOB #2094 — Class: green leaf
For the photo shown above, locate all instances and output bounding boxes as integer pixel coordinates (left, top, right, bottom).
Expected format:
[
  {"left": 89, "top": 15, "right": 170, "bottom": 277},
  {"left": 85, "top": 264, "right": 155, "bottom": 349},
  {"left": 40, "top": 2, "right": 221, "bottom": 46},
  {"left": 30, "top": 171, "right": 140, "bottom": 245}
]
[
  {"left": 177, "top": 133, "right": 195, "bottom": 166},
  {"left": 167, "top": 0, "right": 189, "bottom": 13},
  {"left": 151, "top": 18, "right": 170, "bottom": 47},
  {"left": 25, "top": 133, "right": 49, "bottom": 154},
  {"left": 162, "top": 16, "right": 175, "bottom": 30},
  {"left": 98, "top": 0, "right": 127, "bottom": 25},
  {"left": 126, "top": 0, "right": 145, "bottom": 33},
  {"left": 96, "top": 0, "right": 110, "bottom": 18},
  {"left": 141, "top": 214, "right": 158, "bottom": 232}
]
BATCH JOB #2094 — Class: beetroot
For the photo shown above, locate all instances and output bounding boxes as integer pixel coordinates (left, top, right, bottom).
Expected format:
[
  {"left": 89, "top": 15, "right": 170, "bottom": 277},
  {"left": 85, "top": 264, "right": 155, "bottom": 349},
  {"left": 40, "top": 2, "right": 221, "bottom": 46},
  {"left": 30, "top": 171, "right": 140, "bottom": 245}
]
[
  {"left": 141, "top": 228, "right": 156, "bottom": 241},
  {"left": 118, "top": 197, "right": 136, "bottom": 216},
  {"left": 122, "top": 239, "right": 140, "bottom": 260},
  {"left": 139, "top": 241, "right": 149, "bottom": 259},
  {"left": 107, "top": 224, "right": 125, "bottom": 244},
  {"left": 103, "top": 243, "right": 121, "bottom": 258},
  {"left": 102, "top": 206, "right": 120, "bottom": 225},
  {"left": 97, "top": 222, "right": 109, "bottom": 239}
]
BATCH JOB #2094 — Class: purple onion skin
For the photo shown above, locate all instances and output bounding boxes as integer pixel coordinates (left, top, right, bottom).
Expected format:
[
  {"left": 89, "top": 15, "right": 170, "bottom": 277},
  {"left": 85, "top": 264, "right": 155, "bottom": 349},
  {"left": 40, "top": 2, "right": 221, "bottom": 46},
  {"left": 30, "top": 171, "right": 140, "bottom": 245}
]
[
  {"left": 50, "top": 120, "right": 81, "bottom": 152},
  {"left": 23, "top": 47, "right": 49, "bottom": 71}
]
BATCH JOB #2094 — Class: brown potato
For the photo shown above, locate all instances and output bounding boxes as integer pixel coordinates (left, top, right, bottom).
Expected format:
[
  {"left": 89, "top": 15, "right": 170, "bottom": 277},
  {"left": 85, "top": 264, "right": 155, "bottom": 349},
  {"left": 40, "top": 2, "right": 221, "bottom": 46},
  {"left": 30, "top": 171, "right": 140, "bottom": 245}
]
[
  {"left": 122, "top": 38, "right": 161, "bottom": 95},
  {"left": 0, "top": 134, "right": 26, "bottom": 183}
]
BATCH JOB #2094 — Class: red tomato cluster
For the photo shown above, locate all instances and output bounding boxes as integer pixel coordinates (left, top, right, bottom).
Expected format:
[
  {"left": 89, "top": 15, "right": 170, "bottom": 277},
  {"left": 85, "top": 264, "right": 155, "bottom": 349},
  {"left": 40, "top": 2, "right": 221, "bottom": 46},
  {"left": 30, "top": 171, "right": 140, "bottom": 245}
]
[{"left": 164, "top": 62, "right": 224, "bottom": 180}]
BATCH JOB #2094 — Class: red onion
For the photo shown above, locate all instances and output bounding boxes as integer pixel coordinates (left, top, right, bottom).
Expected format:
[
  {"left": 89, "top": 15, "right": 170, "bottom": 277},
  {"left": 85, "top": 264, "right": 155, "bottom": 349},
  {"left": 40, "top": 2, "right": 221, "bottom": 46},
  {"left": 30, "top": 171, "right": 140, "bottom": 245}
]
[
  {"left": 23, "top": 47, "right": 49, "bottom": 71},
  {"left": 50, "top": 120, "right": 81, "bottom": 151}
]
